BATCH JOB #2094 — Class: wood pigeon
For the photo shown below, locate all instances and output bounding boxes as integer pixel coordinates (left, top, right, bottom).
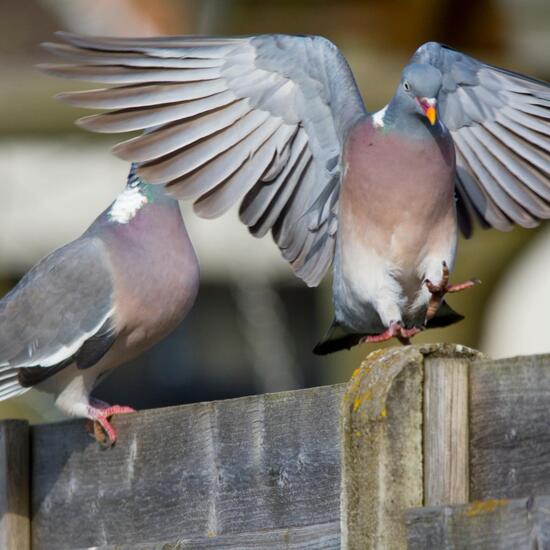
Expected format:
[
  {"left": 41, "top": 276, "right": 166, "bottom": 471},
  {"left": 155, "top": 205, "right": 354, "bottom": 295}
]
[
  {"left": 0, "top": 165, "right": 199, "bottom": 444},
  {"left": 41, "top": 32, "right": 549, "bottom": 354}
]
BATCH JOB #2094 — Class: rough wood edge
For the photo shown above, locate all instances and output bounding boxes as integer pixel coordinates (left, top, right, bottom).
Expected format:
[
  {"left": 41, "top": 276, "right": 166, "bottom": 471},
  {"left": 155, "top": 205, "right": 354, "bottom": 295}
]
[
  {"left": 340, "top": 346, "right": 424, "bottom": 550},
  {"left": 0, "top": 420, "right": 30, "bottom": 550},
  {"left": 71, "top": 521, "right": 340, "bottom": 549}
]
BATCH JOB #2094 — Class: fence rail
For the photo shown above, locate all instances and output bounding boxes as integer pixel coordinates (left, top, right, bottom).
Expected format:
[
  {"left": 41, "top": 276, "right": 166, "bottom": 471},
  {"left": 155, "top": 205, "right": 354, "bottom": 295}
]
[{"left": 1, "top": 344, "right": 550, "bottom": 549}]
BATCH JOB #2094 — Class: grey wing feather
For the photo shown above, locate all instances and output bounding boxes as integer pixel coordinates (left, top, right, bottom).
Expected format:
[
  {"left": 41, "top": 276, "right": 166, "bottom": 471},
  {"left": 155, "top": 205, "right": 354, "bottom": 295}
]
[
  {"left": 43, "top": 32, "right": 367, "bottom": 286},
  {"left": 0, "top": 238, "right": 115, "bottom": 399},
  {"left": 412, "top": 42, "right": 550, "bottom": 234}
]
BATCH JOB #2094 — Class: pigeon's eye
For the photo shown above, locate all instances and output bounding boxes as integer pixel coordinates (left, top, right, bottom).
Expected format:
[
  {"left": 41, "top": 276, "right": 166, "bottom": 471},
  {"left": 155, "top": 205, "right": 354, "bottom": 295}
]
[{"left": 403, "top": 81, "right": 411, "bottom": 92}]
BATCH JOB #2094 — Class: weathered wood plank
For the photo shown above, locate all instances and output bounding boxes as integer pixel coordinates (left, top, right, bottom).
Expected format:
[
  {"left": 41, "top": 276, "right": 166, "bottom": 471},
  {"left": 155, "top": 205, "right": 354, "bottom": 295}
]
[
  {"left": 0, "top": 420, "right": 30, "bottom": 550},
  {"left": 423, "top": 356, "right": 470, "bottom": 505},
  {"left": 470, "top": 354, "right": 550, "bottom": 500},
  {"left": 77, "top": 521, "right": 340, "bottom": 549},
  {"left": 406, "top": 495, "right": 550, "bottom": 549},
  {"left": 31, "top": 384, "right": 344, "bottom": 549},
  {"left": 340, "top": 346, "right": 424, "bottom": 550}
]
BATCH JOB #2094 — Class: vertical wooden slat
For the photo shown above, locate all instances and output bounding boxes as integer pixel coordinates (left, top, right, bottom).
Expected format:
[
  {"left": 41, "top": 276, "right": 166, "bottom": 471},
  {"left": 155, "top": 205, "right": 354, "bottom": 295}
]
[
  {"left": 423, "top": 356, "right": 470, "bottom": 505},
  {"left": 0, "top": 420, "right": 30, "bottom": 550}
]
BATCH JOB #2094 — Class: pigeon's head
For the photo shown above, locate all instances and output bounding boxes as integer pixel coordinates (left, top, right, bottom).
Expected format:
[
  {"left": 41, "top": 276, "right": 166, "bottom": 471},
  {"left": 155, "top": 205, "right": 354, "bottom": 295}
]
[{"left": 397, "top": 63, "right": 442, "bottom": 126}]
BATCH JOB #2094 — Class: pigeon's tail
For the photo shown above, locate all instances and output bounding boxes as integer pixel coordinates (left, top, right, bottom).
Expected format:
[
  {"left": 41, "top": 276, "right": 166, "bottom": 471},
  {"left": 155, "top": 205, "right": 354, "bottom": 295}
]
[
  {"left": 313, "top": 321, "right": 365, "bottom": 356},
  {"left": 313, "top": 301, "right": 464, "bottom": 355}
]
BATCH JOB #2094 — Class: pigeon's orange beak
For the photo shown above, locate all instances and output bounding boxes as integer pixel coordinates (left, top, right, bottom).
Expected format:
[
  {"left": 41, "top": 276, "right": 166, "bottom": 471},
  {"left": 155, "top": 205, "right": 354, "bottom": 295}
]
[{"left": 418, "top": 97, "right": 437, "bottom": 126}]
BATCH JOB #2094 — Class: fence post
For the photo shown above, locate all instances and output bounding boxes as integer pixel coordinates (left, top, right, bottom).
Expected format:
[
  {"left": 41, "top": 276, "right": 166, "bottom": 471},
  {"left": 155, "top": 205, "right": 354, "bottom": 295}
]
[
  {"left": 340, "top": 344, "right": 481, "bottom": 549},
  {"left": 0, "top": 420, "right": 30, "bottom": 550},
  {"left": 340, "top": 346, "right": 424, "bottom": 549}
]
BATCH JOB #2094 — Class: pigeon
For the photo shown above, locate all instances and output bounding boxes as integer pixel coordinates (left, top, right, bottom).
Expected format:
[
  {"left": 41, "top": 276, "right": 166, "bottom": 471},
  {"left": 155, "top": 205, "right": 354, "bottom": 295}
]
[
  {"left": 42, "top": 32, "right": 550, "bottom": 354},
  {"left": 0, "top": 166, "right": 199, "bottom": 444}
]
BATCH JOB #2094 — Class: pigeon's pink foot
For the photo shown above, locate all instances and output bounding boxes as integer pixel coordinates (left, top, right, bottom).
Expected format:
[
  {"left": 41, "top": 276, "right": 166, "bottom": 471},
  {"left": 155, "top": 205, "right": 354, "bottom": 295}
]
[
  {"left": 86, "top": 402, "right": 136, "bottom": 447},
  {"left": 399, "top": 326, "right": 422, "bottom": 343},
  {"left": 361, "top": 321, "right": 422, "bottom": 346},
  {"left": 361, "top": 321, "right": 401, "bottom": 344},
  {"left": 425, "top": 261, "right": 480, "bottom": 320}
]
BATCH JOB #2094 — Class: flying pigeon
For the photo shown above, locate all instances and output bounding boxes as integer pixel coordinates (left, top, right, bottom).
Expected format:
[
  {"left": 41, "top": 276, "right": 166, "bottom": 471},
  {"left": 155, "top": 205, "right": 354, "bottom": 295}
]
[
  {"left": 0, "top": 166, "right": 199, "bottom": 444},
  {"left": 42, "top": 32, "right": 550, "bottom": 354}
]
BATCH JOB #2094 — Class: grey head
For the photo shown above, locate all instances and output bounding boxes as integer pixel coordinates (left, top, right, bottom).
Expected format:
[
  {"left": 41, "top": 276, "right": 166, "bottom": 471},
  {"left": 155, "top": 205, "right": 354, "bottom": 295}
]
[{"left": 385, "top": 63, "right": 443, "bottom": 133}]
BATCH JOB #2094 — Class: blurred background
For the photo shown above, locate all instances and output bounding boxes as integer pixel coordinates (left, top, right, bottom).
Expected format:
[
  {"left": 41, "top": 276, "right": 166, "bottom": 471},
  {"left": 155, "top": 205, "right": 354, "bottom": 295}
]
[{"left": 0, "top": 0, "right": 549, "bottom": 422}]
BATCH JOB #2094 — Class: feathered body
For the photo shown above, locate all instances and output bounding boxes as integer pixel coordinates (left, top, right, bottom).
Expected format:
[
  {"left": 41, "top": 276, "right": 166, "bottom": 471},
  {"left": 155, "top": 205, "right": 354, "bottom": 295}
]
[
  {"left": 0, "top": 174, "right": 199, "bottom": 432},
  {"left": 334, "top": 112, "right": 457, "bottom": 334}
]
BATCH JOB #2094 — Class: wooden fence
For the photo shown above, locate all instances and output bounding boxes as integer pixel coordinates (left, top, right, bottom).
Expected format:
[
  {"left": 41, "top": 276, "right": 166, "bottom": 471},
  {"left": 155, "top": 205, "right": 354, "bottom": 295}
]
[{"left": 1, "top": 343, "right": 550, "bottom": 549}]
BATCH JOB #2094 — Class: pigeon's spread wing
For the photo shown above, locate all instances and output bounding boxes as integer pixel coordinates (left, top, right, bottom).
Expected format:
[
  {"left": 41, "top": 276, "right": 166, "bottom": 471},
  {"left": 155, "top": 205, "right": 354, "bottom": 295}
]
[
  {"left": 413, "top": 42, "right": 550, "bottom": 235},
  {"left": 0, "top": 238, "right": 115, "bottom": 399},
  {"left": 43, "top": 32, "right": 367, "bottom": 286}
]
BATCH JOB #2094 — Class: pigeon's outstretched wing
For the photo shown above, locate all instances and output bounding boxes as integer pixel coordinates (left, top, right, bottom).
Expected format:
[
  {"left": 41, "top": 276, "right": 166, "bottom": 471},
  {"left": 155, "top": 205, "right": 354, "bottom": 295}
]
[
  {"left": 413, "top": 42, "right": 550, "bottom": 235},
  {"left": 42, "top": 32, "right": 367, "bottom": 286},
  {"left": 0, "top": 238, "right": 116, "bottom": 400}
]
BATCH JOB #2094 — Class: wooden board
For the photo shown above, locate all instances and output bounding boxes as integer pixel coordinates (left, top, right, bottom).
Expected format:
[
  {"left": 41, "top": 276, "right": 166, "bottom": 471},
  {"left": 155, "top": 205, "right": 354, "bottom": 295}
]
[
  {"left": 470, "top": 354, "right": 550, "bottom": 500},
  {"left": 0, "top": 420, "right": 30, "bottom": 550},
  {"left": 423, "top": 355, "right": 469, "bottom": 505},
  {"left": 406, "top": 495, "right": 550, "bottom": 549},
  {"left": 31, "top": 384, "right": 344, "bottom": 549}
]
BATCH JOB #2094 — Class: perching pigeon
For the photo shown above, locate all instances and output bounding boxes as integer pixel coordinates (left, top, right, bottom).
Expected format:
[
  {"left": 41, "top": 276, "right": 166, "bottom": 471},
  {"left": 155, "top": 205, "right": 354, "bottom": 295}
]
[
  {"left": 42, "top": 32, "right": 550, "bottom": 354},
  {"left": 0, "top": 166, "right": 199, "bottom": 444}
]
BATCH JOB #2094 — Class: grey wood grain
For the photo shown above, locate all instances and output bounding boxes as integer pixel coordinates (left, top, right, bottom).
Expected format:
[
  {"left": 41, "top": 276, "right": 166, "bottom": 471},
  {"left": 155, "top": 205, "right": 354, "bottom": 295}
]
[
  {"left": 31, "top": 384, "right": 344, "bottom": 550},
  {"left": 406, "top": 495, "right": 550, "bottom": 549},
  {"left": 0, "top": 420, "right": 30, "bottom": 550},
  {"left": 423, "top": 356, "right": 469, "bottom": 505},
  {"left": 340, "top": 346, "right": 424, "bottom": 550},
  {"left": 470, "top": 354, "right": 550, "bottom": 500},
  {"left": 74, "top": 521, "right": 340, "bottom": 549}
]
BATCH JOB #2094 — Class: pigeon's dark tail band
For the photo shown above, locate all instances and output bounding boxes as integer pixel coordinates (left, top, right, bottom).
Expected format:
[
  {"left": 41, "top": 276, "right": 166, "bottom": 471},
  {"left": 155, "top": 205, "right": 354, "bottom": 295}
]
[{"left": 313, "top": 301, "right": 464, "bottom": 355}]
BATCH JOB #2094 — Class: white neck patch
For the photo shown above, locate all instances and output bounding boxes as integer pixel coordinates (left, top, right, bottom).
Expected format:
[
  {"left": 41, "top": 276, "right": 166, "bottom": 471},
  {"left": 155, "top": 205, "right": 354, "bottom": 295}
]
[
  {"left": 372, "top": 105, "right": 388, "bottom": 129},
  {"left": 109, "top": 186, "right": 149, "bottom": 224}
]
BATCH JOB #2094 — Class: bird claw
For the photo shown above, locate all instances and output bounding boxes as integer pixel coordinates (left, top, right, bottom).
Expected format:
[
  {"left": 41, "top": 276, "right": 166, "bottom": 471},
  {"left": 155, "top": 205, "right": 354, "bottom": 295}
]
[
  {"left": 360, "top": 321, "right": 422, "bottom": 346},
  {"left": 425, "top": 261, "right": 480, "bottom": 320},
  {"left": 86, "top": 403, "right": 136, "bottom": 448}
]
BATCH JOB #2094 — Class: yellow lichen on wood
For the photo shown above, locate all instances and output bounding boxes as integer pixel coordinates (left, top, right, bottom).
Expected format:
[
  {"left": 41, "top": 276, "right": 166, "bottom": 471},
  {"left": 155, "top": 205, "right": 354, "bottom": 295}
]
[{"left": 464, "top": 499, "right": 509, "bottom": 517}]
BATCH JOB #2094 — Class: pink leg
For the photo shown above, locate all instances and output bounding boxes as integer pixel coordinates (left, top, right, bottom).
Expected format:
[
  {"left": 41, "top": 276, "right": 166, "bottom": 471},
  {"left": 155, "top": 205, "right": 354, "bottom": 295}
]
[
  {"left": 425, "top": 261, "right": 480, "bottom": 320},
  {"left": 361, "top": 321, "right": 423, "bottom": 346},
  {"left": 86, "top": 402, "right": 136, "bottom": 447},
  {"left": 361, "top": 321, "right": 402, "bottom": 344},
  {"left": 399, "top": 326, "right": 422, "bottom": 344}
]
